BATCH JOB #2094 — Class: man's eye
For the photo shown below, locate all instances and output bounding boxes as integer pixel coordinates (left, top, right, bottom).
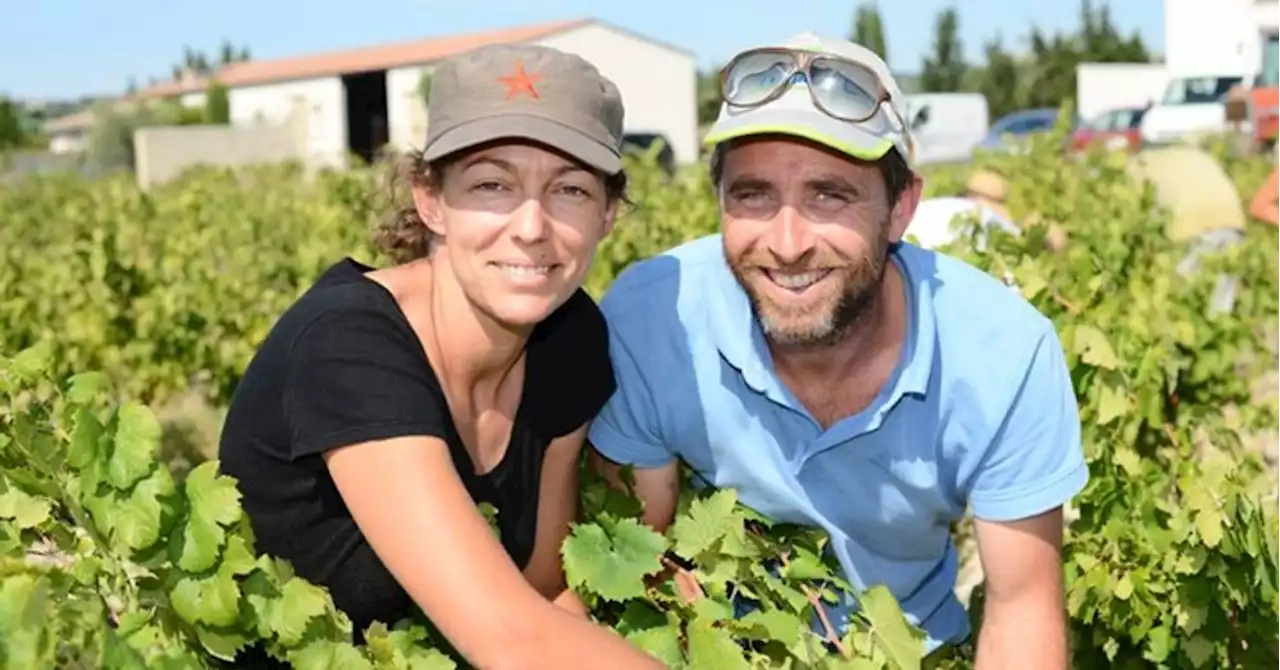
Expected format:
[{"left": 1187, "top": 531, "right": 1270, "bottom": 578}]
[{"left": 473, "top": 180, "right": 507, "bottom": 192}]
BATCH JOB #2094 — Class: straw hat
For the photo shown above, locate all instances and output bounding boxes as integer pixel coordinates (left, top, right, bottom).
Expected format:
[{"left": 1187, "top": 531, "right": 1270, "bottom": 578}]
[{"left": 965, "top": 169, "right": 1009, "bottom": 203}]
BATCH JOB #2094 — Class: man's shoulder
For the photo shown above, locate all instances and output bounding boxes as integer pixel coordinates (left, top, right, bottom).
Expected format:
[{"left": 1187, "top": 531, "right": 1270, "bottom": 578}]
[
  {"left": 900, "top": 244, "right": 1057, "bottom": 374},
  {"left": 598, "top": 234, "right": 726, "bottom": 330}
]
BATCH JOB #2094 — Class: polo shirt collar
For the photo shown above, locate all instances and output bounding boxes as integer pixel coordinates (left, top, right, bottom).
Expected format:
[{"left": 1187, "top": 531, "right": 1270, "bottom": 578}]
[{"left": 709, "top": 243, "right": 937, "bottom": 409}]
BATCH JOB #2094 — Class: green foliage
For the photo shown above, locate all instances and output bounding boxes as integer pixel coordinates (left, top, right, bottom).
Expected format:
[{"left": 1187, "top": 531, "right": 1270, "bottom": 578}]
[
  {"left": 0, "top": 98, "right": 27, "bottom": 151},
  {"left": 0, "top": 125, "right": 1277, "bottom": 669},
  {"left": 204, "top": 82, "right": 231, "bottom": 125},
  {"left": 943, "top": 127, "right": 1279, "bottom": 669},
  {"left": 0, "top": 344, "right": 458, "bottom": 669},
  {"left": 696, "top": 69, "right": 723, "bottom": 128},
  {"left": 571, "top": 468, "right": 927, "bottom": 668},
  {"left": 0, "top": 343, "right": 924, "bottom": 668},
  {"left": 419, "top": 72, "right": 433, "bottom": 106}
]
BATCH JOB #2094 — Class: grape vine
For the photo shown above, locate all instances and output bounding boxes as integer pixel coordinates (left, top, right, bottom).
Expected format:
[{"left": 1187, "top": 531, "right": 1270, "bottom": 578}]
[{"left": 1, "top": 125, "right": 1277, "bottom": 669}]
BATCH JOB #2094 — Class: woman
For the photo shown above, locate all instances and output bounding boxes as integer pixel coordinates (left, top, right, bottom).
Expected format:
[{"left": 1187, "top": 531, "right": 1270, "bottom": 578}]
[{"left": 218, "top": 44, "right": 664, "bottom": 669}]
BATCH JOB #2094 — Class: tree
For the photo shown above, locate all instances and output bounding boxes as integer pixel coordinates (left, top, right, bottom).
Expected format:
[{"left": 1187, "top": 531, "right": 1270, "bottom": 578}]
[
  {"left": 166, "top": 41, "right": 251, "bottom": 83},
  {"left": 204, "top": 81, "right": 230, "bottom": 124},
  {"left": 919, "top": 8, "right": 967, "bottom": 92},
  {"left": 851, "top": 3, "right": 888, "bottom": 65},
  {"left": 962, "top": 0, "right": 1152, "bottom": 120},
  {"left": 1022, "top": 28, "right": 1080, "bottom": 109},
  {"left": 1080, "top": 0, "right": 1150, "bottom": 62},
  {"left": 976, "top": 35, "right": 1023, "bottom": 120},
  {"left": 0, "top": 97, "right": 26, "bottom": 150},
  {"left": 219, "top": 39, "right": 251, "bottom": 66},
  {"left": 696, "top": 68, "right": 723, "bottom": 127}
]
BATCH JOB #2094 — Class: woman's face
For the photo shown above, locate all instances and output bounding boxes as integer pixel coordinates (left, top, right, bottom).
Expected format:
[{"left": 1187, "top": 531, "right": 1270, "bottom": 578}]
[{"left": 413, "top": 140, "right": 618, "bottom": 328}]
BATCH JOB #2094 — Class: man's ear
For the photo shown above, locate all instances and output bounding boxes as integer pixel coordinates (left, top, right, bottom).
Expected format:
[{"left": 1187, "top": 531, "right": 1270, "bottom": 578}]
[
  {"left": 887, "top": 173, "right": 925, "bottom": 244},
  {"left": 411, "top": 186, "right": 445, "bottom": 238}
]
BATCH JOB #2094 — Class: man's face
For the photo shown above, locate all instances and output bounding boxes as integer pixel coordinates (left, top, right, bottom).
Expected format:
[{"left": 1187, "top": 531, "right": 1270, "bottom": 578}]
[{"left": 718, "top": 136, "right": 921, "bottom": 347}]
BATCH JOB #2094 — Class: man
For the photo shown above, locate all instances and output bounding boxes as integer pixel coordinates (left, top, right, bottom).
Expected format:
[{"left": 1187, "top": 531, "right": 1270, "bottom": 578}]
[
  {"left": 904, "top": 168, "right": 1019, "bottom": 251},
  {"left": 1125, "top": 144, "right": 1249, "bottom": 315},
  {"left": 586, "top": 32, "right": 1088, "bottom": 669}
]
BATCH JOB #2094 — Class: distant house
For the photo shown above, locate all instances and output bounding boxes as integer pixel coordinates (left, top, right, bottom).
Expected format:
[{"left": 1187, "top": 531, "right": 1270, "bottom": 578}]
[
  {"left": 116, "top": 17, "right": 699, "bottom": 169},
  {"left": 42, "top": 109, "right": 95, "bottom": 154}
]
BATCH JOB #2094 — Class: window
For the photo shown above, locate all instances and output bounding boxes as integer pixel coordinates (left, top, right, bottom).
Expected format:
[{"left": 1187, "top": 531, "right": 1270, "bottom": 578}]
[
  {"left": 1258, "top": 33, "right": 1279, "bottom": 88},
  {"left": 1161, "top": 76, "right": 1245, "bottom": 105}
]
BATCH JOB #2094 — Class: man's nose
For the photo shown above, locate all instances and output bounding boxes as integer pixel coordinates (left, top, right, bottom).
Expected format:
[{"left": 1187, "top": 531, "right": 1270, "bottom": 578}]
[{"left": 766, "top": 205, "right": 815, "bottom": 265}]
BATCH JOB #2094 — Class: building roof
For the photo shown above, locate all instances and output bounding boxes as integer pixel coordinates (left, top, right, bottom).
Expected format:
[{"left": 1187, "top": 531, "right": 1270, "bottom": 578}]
[{"left": 136, "top": 17, "right": 592, "bottom": 98}]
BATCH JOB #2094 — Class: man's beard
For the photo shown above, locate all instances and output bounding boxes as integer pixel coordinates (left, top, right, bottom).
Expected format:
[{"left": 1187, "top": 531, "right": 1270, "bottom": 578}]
[{"left": 727, "top": 228, "right": 890, "bottom": 348}]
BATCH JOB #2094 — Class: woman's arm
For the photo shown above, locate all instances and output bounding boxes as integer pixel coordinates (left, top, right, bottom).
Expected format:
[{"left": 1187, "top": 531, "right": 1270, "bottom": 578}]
[
  {"left": 323, "top": 436, "right": 664, "bottom": 670},
  {"left": 1248, "top": 167, "right": 1279, "bottom": 226}
]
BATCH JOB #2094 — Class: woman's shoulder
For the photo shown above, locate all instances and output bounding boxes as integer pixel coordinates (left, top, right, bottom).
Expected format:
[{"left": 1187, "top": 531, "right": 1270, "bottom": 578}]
[
  {"left": 281, "top": 259, "right": 413, "bottom": 342},
  {"left": 239, "top": 258, "right": 426, "bottom": 390}
]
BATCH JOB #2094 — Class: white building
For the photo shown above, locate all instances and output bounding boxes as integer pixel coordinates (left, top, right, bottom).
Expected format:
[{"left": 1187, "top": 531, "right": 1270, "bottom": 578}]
[
  {"left": 1076, "top": 0, "right": 1278, "bottom": 122},
  {"left": 1163, "top": 0, "right": 1278, "bottom": 79},
  {"left": 135, "top": 17, "right": 699, "bottom": 170}
]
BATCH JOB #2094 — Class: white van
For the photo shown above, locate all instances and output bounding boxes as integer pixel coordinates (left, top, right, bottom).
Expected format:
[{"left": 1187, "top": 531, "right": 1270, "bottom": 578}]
[
  {"left": 901, "top": 93, "right": 991, "bottom": 165},
  {"left": 1139, "top": 74, "right": 1245, "bottom": 146}
]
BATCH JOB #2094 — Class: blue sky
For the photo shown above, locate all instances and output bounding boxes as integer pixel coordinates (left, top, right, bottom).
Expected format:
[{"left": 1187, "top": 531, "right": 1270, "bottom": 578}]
[{"left": 2, "top": 0, "right": 1164, "bottom": 100}]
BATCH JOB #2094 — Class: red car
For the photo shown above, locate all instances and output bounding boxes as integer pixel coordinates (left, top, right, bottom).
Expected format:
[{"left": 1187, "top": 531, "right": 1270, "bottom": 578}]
[{"left": 1070, "top": 106, "right": 1148, "bottom": 153}]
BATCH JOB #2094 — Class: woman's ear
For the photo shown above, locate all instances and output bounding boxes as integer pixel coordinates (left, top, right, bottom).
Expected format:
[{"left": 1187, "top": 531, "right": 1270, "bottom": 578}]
[
  {"left": 411, "top": 185, "right": 445, "bottom": 238},
  {"left": 601, "top": 198, "right": 620, "bottom": 238}
]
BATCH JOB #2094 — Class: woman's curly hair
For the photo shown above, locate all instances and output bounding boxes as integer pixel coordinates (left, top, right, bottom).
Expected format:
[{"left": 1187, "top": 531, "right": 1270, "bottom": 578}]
[
  {"left": 372, "top": 145, "right": 631, "bottom": 265},
  {"left": 372, "top": 148, "right": 443, "bottom": 264}
]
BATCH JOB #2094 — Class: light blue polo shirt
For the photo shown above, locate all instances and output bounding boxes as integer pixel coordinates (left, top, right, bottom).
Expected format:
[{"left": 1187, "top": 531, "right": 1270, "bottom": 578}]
[{"left": 586, "top": 234, "right": 1089, "bottom": 652}]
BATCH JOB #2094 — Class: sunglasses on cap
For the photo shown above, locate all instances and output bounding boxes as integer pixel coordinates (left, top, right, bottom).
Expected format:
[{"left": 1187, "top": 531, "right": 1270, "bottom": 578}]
[{"left": 719, "top": 46, "right": 909, "bottom": 130}]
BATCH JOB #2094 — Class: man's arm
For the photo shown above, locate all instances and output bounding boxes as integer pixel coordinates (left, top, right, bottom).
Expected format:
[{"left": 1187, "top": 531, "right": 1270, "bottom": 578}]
[
  {"left": 588, "top": 447, "right": 680, "bottom": 534},
  {"left": 963, "top": 326, "right": 1088, "bottom": 670},
  {"left": 972, "top": 508, "right": 1068, "bottom": 669},
  {"left": 583, "top": 306, "right": 683, "bottom": 534}
]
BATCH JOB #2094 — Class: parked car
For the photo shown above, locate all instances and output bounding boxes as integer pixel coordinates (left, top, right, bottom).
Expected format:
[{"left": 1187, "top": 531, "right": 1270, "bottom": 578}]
[
  {"left": 621, "top": 132, "right": 675, "bottom": 175},
  {"left": 1069, "top": 106, "right": 1148, "bottom": 153},
  {"left": 977, "top": 108, "right": 1063, "bottom": 153}
]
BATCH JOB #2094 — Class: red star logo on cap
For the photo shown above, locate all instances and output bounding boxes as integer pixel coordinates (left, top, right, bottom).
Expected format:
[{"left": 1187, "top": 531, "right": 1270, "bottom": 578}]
[{"left": 497, "top": 61, "right": 543, "bottom": 100}]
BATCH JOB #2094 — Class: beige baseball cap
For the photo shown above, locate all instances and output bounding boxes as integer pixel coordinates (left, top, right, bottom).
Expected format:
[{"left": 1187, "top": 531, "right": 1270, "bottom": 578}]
[
  {"left": 704, "top": 32, "right": 916, "bottom": 168},
  {"left": 423, "top": 44, "right": 626, "bottom": 174}
]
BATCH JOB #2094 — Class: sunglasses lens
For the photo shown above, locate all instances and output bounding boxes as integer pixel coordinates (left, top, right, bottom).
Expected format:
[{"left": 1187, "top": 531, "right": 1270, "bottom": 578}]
[
  {"left": 724, "top": 52, "right": 795, "bottom": 106},
  {"left": 808, "top": 57, "right": 882, "bottom": 119}
]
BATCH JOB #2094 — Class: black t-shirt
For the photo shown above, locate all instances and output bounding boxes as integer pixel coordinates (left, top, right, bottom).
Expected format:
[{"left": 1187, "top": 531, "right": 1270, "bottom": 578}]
[{"left": 217, "top": 257, "right": 615, "bottom": 639}]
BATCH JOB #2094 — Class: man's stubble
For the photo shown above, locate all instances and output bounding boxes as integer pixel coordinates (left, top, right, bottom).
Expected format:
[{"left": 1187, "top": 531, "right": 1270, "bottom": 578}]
[{"left": 727, "top": 219, "right": 892, "bottom": 349}]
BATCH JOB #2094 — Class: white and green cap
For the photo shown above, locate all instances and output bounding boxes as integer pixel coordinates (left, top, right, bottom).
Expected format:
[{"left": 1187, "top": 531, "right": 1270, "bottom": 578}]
[{"left": 704, "top": 32, "right": 916, "bottom": 168}]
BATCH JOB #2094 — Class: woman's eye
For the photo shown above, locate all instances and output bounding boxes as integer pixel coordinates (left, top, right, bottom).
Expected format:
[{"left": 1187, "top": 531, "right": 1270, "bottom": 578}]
[
  {"left": 472, "top": 180, "right": 507, "bottom": 192},
  {"left": 816, "top": 190, "right": 849, "bottom": 203},
  {"left": 558, "top": 184, "right": 592, "bottom": 198}
]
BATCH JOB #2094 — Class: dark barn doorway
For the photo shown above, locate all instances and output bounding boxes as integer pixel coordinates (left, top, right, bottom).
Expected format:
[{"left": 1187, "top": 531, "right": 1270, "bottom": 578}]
[{"left": 342, "top": 70, "right": 389, "bottom": 164}]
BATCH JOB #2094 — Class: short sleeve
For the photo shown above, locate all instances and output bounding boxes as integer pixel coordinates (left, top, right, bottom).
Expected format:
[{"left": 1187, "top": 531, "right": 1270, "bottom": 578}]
[
  {"left": 586, "top": 319, "right": 676, "bottom": 469},
  {"left": 284, "top": 309, "right": 448, "bottom": 460},
  {"left": 529, "top": 289, "right": 617, "bottom": 438},
  {"left": 967, "top": 326, "right": 1090, "bottom": 522}
]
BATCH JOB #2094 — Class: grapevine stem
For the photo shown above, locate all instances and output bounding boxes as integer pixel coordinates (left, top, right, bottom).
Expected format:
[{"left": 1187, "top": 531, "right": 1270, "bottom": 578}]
[
  {"left": 1052, "top": 292, "right": 1081, "bottom": 314},
  {"left": 778, "top": 552, "right": 849, "bottom": 657},
  {"left": 660, "top": 556, "right": 705, "bottom": 603}
]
